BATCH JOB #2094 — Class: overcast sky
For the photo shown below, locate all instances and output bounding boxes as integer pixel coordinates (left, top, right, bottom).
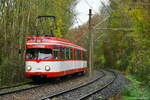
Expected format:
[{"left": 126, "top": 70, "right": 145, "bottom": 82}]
[{"left": 73, "top": 0, "right": 109, "bottom": 27}]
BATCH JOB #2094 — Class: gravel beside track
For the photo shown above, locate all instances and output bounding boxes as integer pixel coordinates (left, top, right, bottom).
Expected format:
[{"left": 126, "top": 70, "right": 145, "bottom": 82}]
[{"left": 0, "top": 70, "right": 101, "bottom": 100}]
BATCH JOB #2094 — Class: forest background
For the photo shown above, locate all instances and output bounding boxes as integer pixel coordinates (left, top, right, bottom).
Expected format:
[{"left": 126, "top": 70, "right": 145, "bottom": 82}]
[
  {"left": 0, "top": 0, "right": 149, "bottom": 99},
  {"left": 0, "top": 0, "right": 75, "bottom": 85}
]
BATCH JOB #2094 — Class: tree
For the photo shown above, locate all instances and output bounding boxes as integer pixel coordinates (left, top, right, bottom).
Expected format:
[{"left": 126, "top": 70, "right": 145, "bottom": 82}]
[{"left": 0, "top": 0, "right": 76, "bottom": 86}]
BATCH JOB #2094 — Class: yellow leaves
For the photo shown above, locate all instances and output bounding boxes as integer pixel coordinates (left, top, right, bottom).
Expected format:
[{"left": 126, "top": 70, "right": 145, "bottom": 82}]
[
  {"left": 127, "top": 6, "right": 148, "bottom": 23},
  {"left": 116, "top": 60, "right": 121, "bottom": 66},
  {"left": 55, "top": 19, "right": 64, "bottom": 37},
  {"left": 55, "top": 27, "right": 62, "bottom": 37}
]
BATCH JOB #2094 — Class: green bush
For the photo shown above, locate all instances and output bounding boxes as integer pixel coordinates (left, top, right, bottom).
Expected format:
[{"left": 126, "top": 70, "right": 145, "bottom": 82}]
[
  {"left": 122, "top": 75, "right": 150, "bottom": 100},
  {"left": 0, "top": 57, "right": 26, "bottom": 86}
]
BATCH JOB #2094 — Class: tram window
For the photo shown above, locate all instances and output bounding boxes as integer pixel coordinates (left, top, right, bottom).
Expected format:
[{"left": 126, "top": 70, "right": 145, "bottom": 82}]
[
  {"left": 81, "top": 51, "right": 83, "bottom": 60},
  {"left": 75, "top": 50, "right": 77, "bottom": 59},
  {"left": 60, "top": 47, "right": 72, "bottom": 59},
  {"left": 53, "top": 47, "right": 59, "bottom": 59},
  {"left": 26, "top": 49, "right": 38, "bottom": 59},
  {"left": 78, "top": 50, "right": 81, "bottom": 59},
  {"left": 75, "top": 50, "right": 81, "bottom": 60},
  {"left": 83, "top": 52, "right": 87, "bottom": 60},
  {"left": 38, "top": 49, "right": 53, "bottom": 60},
  {"left": 60, "top": 47, "right": 65, "bottom": 59},
  {"left": 69, "top": 48, "right": 72, "bottom": 59},
  {"left": 26, "top": 48, "right": 52, "bottom": 60},
  {"left": 66, "top": 48, "right": 70, "bottom": 59}
]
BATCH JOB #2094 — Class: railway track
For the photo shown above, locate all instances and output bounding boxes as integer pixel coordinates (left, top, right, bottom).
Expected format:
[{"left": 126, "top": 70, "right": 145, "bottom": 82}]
[
  {"left": 79, "top": 71, "right": 117, "bottom": 100},
  {"left": 0, "top": 81, "right": 42, "bottom": 96},
  {"left": 0, "top": 73, "right": 89, "bottom": 98},
  {"left": 38, "top": 70, "right": 117, "bottom": 100},
  {"left": 0, "top": 81, "right": 33, "bottom": 90},
  {"left": 0, "top": 70, "right": 117, "bottom": 100}
]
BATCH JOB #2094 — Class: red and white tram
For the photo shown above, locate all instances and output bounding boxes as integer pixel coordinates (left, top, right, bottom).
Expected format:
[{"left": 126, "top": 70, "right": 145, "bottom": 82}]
[{"left": 25, "top": 36, "right": 87, "bottom": 80}]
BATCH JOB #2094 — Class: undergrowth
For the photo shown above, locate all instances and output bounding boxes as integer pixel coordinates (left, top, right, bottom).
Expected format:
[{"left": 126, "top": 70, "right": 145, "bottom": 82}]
[{"left": 122, "top": 75, "right": 150, "bottom": 100}]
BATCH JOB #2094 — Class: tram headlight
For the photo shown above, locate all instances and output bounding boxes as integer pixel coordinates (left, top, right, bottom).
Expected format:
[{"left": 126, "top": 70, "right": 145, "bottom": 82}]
[
  {"left": 45, "top": 65, "right": 50, "bottom": 71},
  {"left": 26, "top": 65, "right": 32, "bottom": 71}
]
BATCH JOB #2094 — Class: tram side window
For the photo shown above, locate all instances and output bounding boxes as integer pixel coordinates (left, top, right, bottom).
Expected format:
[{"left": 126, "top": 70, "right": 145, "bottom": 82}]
[
  {"left": 81, "top": 51, "right": 83, "bottom": 60},
  {"left": 65, "top": 48, "right": 73, "bottom": 59},
  {"left": 75, "top": 50, "right": 77, "bottom": 59},
  {"left": 60, "top": 47, "right": 72, "bottom": 59},
  {"left": 75, "top": 50, "right": 81, "bottom": 60},
  {"left": 60, "top": 47, "right": 65, "bottom": 59},
  {"left": 65, "top": 48, "right": 70, "bottom": 59},
  {"left": 69, "top": 48, "right": 72, "bottom": 59},
  {"left": 53, "top": 47, "right": 59, "bottom": 59},
  {"left": 83, "top": 52, "right": 87, "bottom": 60},
  {"left": 67, "top": 48, "right": 72, "bottom": 59},
  {"left": 78, "top": 50, "right": 81, "bottom": 59}
]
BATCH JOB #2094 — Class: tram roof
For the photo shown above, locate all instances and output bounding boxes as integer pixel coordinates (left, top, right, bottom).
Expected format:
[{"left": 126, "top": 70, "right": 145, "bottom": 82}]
[{"left": 26, "top": 36, "right": 86, "bottom": 51}]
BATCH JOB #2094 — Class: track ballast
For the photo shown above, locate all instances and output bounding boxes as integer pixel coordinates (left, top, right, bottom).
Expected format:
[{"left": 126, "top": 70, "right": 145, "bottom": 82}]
[{"left": 38, "top": 70, "right": 116, "bottom": 100}]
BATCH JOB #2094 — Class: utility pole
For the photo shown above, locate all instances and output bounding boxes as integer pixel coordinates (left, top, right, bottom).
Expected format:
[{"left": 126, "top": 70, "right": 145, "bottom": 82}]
[{"left": 88, "top": 9, "right": 93, "bottom": 76}]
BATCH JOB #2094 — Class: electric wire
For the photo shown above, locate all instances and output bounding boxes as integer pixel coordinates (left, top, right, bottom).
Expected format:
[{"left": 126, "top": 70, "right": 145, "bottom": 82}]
[{"left": 84, "top": 0, "right": 101, "bottom": 14}]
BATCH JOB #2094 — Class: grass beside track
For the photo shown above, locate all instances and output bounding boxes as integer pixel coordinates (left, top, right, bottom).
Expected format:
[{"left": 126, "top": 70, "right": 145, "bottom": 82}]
[{"left": 0, "top": 80, "right": 32, "bottom": 89}]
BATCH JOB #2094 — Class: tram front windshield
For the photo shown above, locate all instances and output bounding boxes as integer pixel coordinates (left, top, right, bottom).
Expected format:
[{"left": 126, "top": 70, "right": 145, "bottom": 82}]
[{"left": 26, "top": 48, "right": 53, "bottom": 60}]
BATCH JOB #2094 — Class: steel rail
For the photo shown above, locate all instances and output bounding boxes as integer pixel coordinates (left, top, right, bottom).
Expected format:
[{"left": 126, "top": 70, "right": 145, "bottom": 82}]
[
  {"left": 0, "top": 81, "right": 33, "bottom": 90},
  {"left": 39, "top": 70, "right": 106, "bottom": 100},
  {"left": 0, "top": 83, "right": 43, "bottom": 96},
  {"left": 78, "top": 71, "right": 117, "bottom": 100}
]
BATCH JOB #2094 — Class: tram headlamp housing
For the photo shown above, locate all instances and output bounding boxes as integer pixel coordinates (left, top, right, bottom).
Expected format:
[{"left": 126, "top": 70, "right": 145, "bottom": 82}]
[
  {"left": 45, "top": 65, "right": 50, "bottom": 71},
  {"left": 26, "top": 65, "right": 32, "bottom": 71}
]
